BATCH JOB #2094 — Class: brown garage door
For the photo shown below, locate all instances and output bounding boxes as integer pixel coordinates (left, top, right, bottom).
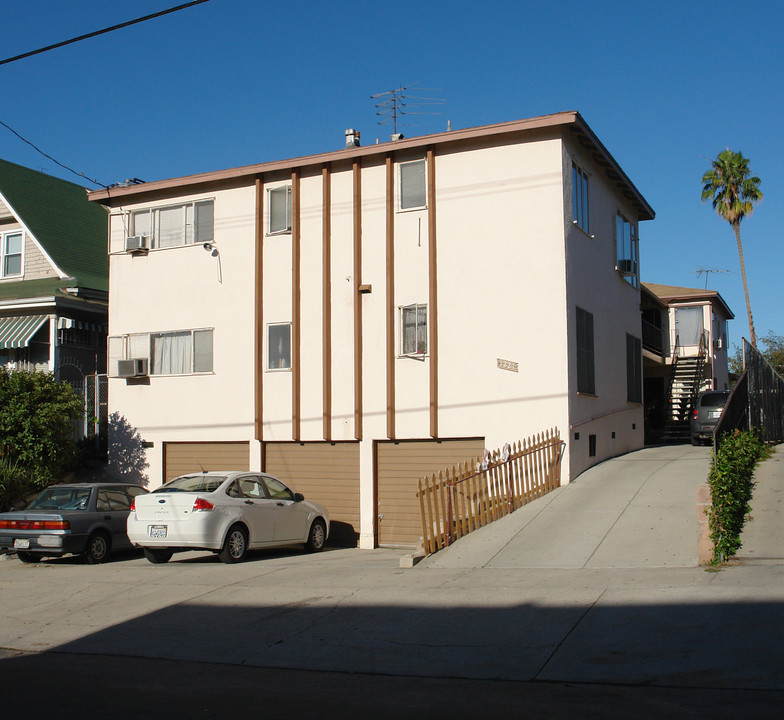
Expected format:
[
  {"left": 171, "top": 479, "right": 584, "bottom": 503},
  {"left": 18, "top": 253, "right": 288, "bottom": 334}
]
[
  {"left": 376, "top": 438, "right": 485, "bottom": 548},
  {"left": 163, "top": 442, "right": 250, "bottom": 484},
  {"left": 264, "top": 442, "right": 360, "bottom": 545}
]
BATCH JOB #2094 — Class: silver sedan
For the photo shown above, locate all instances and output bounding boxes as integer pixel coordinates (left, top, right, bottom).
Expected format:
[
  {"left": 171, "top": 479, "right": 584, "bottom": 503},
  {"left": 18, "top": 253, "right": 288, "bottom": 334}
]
[{"left": 127, "top": 471, "right": 330, "bottom": 563}]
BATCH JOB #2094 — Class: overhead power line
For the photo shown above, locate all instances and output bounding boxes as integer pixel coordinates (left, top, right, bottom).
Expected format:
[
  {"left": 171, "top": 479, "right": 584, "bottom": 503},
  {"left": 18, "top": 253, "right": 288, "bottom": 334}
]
[
  {"left": 0, "top": 0, "right": 211, "bottom": 67},
  {"left": 0, "top": 118, "right": 108, "bottom": 187}
]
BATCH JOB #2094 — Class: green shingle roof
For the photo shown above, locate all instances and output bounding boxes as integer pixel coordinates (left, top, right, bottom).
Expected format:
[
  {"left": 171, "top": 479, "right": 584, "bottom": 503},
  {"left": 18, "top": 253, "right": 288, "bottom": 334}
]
[{"left": 0, "top": 159, "right": 108, "bottom": 292}]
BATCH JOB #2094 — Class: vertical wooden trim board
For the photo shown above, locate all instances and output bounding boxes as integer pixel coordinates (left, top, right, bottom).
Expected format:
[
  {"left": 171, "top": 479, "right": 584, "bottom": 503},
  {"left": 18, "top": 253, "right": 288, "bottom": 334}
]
[
  {"left": 291, "top": 169, "right": 301, "bottom": 441},
  {"left": 322, "top": 165, "right": 332, "bottom": 441},
  {"left": 427, "top": 147, "right": 438, "bottom": 438},
  {"left": 353, "top": 160, "right": 363, "bottom": 441},
  {"left": 254, "top": 177, "right": 264, "bottom": 441},
  {"left": 385, "top": 155, "right": 396, "bottom": 439}
]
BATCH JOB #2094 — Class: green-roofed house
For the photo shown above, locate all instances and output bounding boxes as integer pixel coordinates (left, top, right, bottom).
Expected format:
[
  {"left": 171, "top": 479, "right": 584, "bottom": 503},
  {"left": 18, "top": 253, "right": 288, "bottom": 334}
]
[{"left": 0, "top": 159, "right": 108, "bottom": 388}]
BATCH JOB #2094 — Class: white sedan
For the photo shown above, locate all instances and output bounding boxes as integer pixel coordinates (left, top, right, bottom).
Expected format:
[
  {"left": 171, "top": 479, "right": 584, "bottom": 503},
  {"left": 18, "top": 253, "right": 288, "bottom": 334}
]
[{"left": 128, "top": 471, "right": 329, "bottom": 563}]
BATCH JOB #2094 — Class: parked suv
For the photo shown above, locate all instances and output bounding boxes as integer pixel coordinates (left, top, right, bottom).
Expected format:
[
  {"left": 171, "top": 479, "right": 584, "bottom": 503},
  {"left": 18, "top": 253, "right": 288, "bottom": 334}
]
[{"left": 690, "top": 390, "right": 730, "bottom": 445}]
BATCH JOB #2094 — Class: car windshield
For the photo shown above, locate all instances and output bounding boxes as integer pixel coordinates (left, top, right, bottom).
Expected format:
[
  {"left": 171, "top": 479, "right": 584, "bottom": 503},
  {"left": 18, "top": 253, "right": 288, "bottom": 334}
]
[
  {"left": 26, "top": 487, "right": 92, "bottom": 511},
  {"left": 701, "top": 393, "right": 729, "bottom": 408},
  {"left": 153, "top": 474, "right": 226, "bottom": 493}
]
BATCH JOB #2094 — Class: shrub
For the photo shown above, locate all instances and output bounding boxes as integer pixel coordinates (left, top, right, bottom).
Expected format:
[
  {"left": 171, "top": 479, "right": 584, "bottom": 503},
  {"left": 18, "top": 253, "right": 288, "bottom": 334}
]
[
  {"left": 0, "top": 368, "right": 84, "bottom": 491},
  {"left": 707, "top": 429, "right": 768, "bottom": 564}
]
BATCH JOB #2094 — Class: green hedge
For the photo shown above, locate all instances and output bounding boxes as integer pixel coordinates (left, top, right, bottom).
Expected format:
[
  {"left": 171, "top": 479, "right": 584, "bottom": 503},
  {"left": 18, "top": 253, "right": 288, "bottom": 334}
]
[{"left": 707, "top": 429, "right": 768, "bottom": 565}]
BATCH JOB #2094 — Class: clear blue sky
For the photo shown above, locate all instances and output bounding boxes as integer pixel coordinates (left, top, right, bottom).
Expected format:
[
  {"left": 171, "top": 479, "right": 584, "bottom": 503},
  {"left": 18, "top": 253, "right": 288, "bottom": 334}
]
[{"left": 3, "top": 0, "right": 782, "bottom": 348}]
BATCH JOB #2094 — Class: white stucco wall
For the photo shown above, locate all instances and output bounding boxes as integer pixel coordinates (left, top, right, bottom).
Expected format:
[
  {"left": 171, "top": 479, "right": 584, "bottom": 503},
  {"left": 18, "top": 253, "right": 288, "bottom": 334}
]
[{"left": 107, "top": 186, "right": 257, "bottom": 484}]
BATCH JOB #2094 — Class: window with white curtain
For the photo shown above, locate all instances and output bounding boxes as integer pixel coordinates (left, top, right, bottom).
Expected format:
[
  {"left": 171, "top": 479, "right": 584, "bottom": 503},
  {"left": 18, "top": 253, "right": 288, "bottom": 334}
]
[
  {"left": 108, "top": 328, "right": 213, "bottom": 376},
  {"left": 129, "top": 199, "right": 214, "bottom": 249},
  {"left": 675, "top": 306, "right": 703, "bottom": 347}
]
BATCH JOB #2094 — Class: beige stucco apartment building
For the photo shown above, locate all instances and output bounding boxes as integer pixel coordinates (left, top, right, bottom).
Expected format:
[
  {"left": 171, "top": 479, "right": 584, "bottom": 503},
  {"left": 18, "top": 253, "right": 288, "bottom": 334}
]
[{"left": 90, "top": 112, "right": 654, "bottom": 548}]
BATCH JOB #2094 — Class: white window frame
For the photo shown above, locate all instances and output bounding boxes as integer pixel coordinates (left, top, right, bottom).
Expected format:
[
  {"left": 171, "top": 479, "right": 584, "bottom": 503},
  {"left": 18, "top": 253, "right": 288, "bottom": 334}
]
[
  {"left": 129, "top": 199, "right": 214, "bottom": 250},
  {"left": 399, "top": 304, "right": 427, "bottom": 357},
  {"left": 267, "top": 185, "right": 292, "bottom": 235},
  {"left": 398, "top": 159, "right": 427, "bottom": 211},
  {"left": 615, "top": 212, "right": 639, "bottom": 288},
  {"left": 1, "top": 231, "right": 24, "bottom": 278},
  {"left": 572, "top": 162, "right": 589, "bottom": 233},
  {"left": 266, "top": 322, "right": 292, "bottom": 371},
  {"left": 108, "top": 328, "right": 213, "bottom": 377}
]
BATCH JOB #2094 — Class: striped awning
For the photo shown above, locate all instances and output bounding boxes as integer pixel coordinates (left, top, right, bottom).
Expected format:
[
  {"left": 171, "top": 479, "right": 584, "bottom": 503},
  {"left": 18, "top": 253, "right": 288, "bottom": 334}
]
[{"left": 0, "top": 315, "right": 49, "bottom": 350}]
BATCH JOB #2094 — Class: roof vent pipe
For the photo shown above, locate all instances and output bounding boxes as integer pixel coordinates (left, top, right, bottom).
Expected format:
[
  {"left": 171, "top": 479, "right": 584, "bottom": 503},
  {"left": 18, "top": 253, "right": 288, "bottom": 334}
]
[{"left": 345, "top": 129, "right": 360, "bottom": 148}]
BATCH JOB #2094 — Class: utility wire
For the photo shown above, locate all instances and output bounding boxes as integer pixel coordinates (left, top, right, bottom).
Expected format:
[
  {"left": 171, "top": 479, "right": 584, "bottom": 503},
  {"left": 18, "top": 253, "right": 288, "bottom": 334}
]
[
  {"left": 0, "top": 0, "right": 211, "bottom": 67},
  {"left": 0, "top": 118, "right": 107, "bottom": 188}
]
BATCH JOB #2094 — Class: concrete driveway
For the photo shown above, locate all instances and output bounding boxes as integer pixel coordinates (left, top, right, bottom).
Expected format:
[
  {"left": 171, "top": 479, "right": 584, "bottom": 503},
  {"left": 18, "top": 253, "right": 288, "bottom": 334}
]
[
  {"left": 424, "top": 444, "right": 715, "bottom": 569},
  {"left": 0, "top": 445, "right": 782, "bottom": 718}
]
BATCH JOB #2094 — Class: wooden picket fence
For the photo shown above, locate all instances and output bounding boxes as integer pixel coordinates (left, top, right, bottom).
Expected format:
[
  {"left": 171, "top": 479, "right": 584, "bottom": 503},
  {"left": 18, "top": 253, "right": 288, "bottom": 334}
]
[{"left": 417, "top": 428, "right": 564, "bottom": 555}]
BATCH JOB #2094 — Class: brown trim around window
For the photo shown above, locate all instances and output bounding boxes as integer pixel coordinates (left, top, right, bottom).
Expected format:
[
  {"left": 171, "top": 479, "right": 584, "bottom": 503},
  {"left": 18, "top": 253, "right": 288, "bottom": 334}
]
[
  {"left": 254, "top": 177, "right": 264, "bottom": 441},
  {"left": 427, "top": 147, "right": 438, "bottom": 438},
  {"left": 385, "top": 155, "right": 396, "bottom": 439},
  {"left": 353, "top": 159, "right": 363, "bottom": 440},
  {"left": 322, "top": 165, "right": 332, "bottom": 441},
  {"left": 291, "top": 169, "right": 301, "bottom": 441}
]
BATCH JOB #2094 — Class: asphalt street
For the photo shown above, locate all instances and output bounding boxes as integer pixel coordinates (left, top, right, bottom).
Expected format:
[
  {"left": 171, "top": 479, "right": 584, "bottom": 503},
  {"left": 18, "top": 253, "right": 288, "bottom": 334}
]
[{"left": 1, "top": 444, "right": 782, "bottom": 718}]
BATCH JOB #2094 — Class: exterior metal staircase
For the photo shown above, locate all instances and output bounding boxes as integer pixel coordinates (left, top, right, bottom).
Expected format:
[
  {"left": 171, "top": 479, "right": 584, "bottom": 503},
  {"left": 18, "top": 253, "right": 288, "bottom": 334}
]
[{"left": 661, "top": 334, "right": 707, "bottom": 443}]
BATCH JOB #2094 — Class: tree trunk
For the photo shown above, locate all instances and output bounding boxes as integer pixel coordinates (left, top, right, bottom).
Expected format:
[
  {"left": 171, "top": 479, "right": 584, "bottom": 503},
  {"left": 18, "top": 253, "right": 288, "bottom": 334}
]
[{"left": 733, "top": 221, "right": 757, "bottom": 348}]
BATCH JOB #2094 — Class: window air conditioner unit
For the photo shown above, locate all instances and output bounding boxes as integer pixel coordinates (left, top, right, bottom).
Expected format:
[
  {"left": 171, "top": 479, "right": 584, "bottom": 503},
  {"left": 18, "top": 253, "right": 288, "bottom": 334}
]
[
  {"left": 125, "top": 235, "right": 149, "bottom": 253},
  {"left": 616, "top": 259, "right": 636, "bottom": 275},
  {"left": 117, "top": 358, "right": 149, "bottom": 377}
]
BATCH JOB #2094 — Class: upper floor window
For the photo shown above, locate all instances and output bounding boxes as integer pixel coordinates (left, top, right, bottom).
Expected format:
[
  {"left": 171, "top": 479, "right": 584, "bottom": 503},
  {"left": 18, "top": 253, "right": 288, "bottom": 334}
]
[
  {"left": 130, "top": 200, "right": 214, "bottom": 249},
  {"left": 400, "top": 303, "right": 427, "bottom": 356},
  {"left": 616, "top": 212, "right": 639, "bottom": 287},
  {"left": 399, "top": 159, "right": 426, "bottom": 211},
  {"left": 109, "top": 328, "right": 213, "bottom": 376},
  {"left": 267, "top": 322, "right": 291, "bottom": 370},
  {"left": 572, "top": 163, "right": 589, "bottom": 233},
  {"left": 1, "top": 232, "right": 23, "bottom": 278},
  {"left": 268, "top": 186, "right": 292, "bottom": 234},
  {"left": 576, "top": 306, "right": 595, "bottom": 395}
]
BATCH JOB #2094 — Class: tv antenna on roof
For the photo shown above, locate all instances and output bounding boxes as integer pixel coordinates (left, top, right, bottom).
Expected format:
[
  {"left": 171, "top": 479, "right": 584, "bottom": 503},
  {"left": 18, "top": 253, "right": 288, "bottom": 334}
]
[
  {"left": 693, "top": 266, "right": 730, "bottom": 289},
  {"left": 371, "top": 82, "right": 444, "bottom": 138}
]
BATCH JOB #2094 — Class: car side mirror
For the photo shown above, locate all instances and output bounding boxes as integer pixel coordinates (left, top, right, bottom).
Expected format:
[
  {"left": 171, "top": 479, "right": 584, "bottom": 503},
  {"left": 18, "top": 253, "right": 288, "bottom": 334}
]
[{"left": 294, "top": 493, "right": 304, "bottom": 502}]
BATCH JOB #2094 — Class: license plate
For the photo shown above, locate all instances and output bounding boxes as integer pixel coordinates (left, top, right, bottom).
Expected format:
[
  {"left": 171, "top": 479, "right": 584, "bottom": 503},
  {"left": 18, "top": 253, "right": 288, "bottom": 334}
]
[
  {"left": 149, "top": 525, "right": 168, "bottom": 539},
  {"left": 710, "top": 411, "right": 721, "bottom": 419},
  {"left": 14, "top": 538, "right": 30, "bottom": 549}
]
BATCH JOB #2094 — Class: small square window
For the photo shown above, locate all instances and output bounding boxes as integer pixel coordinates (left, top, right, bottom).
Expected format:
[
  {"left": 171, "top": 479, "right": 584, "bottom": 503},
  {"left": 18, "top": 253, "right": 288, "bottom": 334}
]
[
  {"left": 400, "top": 304, "right": 427, "bottom": 356},
  {"left": 267, "top": 323, "right": 292, "bottom": 370},
  {"left": 399, "top": 160, "right": 426, "bottom": 210},
  {"left": 268, "top": 186, "right": 292, "bottom": 234}
]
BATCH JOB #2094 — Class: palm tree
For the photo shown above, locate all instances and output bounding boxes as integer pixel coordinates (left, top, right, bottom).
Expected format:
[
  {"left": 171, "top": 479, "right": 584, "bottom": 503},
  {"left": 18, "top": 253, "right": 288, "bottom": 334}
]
[{"left": 701, "top": 149, "right": 763, "bottom": 347}]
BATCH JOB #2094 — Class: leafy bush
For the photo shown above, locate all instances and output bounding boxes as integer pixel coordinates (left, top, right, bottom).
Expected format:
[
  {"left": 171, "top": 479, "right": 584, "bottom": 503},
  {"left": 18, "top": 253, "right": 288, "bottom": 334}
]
[
  {"left": 707, "top": 429, "right": 768, "bottom": 564},
  {"left": 0, "top": 368, "right": 84, "bottom": 497}
]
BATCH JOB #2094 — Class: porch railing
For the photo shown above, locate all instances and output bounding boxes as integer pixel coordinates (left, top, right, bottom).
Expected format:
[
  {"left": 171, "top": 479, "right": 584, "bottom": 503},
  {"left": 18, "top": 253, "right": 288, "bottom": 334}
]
[{"left": 417, "top": 428, "right": 564, "bottom": 555}]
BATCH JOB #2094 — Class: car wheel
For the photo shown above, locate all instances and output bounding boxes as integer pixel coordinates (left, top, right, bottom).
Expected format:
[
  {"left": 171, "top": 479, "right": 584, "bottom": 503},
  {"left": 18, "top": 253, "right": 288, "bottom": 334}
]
[
  {"left": 17, "top": 552, "right": 41, "bottom": 564},
  {"left": 143, "top": 548, "right": 173, "bottom": 564},
  {"left": 305, "top": 518, "right": 327, "bottom": 553},
  {"left": 83, "top": 531, "right": 111, "bottom": 564},
  {"left": 218, "top": 525, "right": 248, "bottom": 564},
  {"left": 691, "top": 436, "right": 700, "bottom": 446}
]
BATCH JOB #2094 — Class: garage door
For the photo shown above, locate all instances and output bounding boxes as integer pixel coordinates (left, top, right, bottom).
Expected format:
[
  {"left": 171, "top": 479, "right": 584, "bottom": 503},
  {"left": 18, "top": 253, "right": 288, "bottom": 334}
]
[
  {"left": 376, "top": 438, "right": 485, "bottom": 548},
  {"left": 163, "top": 442, "right": 250, "bottom": 484},
  {"left": 264, "top": 442, "right": 360, "bottom": 545}
]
